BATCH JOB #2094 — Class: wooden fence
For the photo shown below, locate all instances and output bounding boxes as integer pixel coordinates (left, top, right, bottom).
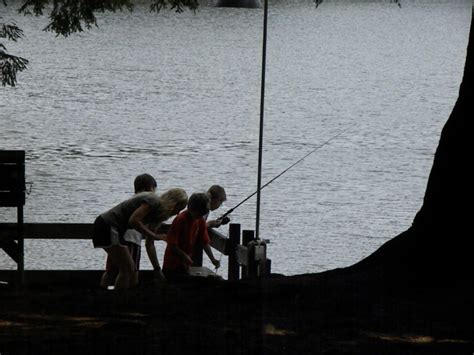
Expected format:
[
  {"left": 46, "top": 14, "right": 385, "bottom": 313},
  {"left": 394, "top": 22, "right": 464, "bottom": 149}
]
[
  {"left": 1, "top": 150, "right": 270, "bottom": 287},
  {"left": 0, "top": 222, "right": 270, "bottom": 287}
]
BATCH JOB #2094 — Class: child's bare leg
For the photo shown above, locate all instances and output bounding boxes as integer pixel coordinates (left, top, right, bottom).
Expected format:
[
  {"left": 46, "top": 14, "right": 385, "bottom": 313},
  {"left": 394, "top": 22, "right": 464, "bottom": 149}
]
[
  {"left": 130, "top": 271, "right": 139, "bottom": 287},
  {"left": 99, "top": 271, "right": 109, "bottom": 289},
  {"left": 105, "top": 245, "right": 134, "bottom": 290}
]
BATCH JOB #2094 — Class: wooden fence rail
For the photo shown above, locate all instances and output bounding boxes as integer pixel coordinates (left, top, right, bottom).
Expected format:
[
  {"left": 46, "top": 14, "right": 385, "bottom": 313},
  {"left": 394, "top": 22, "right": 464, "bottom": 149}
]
[{"left": 0, "top": 222, "right": 252, "bottom": 286}]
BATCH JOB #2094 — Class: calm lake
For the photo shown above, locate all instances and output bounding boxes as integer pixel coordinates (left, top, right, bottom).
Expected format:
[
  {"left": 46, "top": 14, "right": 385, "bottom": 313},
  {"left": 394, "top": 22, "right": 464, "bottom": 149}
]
[{"left": 1, "top": 0, "right": 472, "bottom": 276}]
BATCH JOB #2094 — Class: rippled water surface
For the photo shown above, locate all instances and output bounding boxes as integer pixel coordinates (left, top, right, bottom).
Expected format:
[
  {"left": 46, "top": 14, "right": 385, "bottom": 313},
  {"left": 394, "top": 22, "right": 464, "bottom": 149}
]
[{"left": 1, "top": 0, "right": 472, "bottom": 275}]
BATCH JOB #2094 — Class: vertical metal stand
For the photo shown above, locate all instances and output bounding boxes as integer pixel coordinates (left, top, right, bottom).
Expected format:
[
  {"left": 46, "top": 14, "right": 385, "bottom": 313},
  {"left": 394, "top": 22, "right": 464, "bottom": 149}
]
[
  {"left": 17, "top": 206, "right": 24, "bottom": 286},
  {"left": 256, "top": 0, "right": 269, "bottom": 241}
]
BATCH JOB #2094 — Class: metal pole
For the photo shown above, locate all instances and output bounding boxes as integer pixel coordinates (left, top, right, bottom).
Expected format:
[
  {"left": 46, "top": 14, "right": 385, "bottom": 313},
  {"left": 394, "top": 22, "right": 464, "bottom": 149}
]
[
  {"left": 17, "top": 206, "right": 24, "bottom": 286},
  {"left": 256, "top": 0, "right": 269, "bottom": 241}
]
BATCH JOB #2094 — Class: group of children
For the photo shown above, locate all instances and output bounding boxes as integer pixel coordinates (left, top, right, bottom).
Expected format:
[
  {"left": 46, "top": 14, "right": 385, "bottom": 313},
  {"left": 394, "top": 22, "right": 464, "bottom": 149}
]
[{"left": 92, "top": 173, "right": 227, "bottom": 290}]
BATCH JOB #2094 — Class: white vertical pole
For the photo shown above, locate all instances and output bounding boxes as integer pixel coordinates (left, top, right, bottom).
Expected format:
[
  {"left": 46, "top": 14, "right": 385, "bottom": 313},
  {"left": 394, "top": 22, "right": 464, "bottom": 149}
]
[{"left": 256, "top": 0, "right": 269, "bottom": 241}]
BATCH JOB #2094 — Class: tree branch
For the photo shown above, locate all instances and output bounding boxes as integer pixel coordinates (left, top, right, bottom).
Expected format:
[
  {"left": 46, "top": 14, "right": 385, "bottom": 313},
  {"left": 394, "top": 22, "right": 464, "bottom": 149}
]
[
  {"left": 0, "top": 49, "right": 29, "bottom": 86},
  {"left": 1, "top": 22, "right": 29, "bottom": 86}
]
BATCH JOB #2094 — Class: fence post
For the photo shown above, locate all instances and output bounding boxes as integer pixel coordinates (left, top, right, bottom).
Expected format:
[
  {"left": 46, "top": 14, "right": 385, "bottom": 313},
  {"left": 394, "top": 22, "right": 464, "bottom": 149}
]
[
  {"left": 17, "top": 206, "right": 24, "bottom": 285},
  {"left": 265, "top": 258, "right": 272, "bottom": 275},
  {"left": 0, "top": 150, "right": 25, "bottom": 287},
  {"left": 227, "top": 223, "right": 240, "bottom": 281},
  {"left": 241, "top": 230, "right": 254, "bottom": 278}
]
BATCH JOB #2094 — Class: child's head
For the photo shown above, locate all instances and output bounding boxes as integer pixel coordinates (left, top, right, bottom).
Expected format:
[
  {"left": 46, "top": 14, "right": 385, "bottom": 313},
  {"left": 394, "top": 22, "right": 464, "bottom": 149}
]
[
  {"left": 207, "top": 185, "right": 226, "bottom": 211},
  {"left": 134, "top": 173, "right": 157, "bottom": 193},
  {"left": 187, "top": 192, "right": 210, "bottom": 218},
  {"left": 159, "top": 188, "right": 188, "bottom": 217}
]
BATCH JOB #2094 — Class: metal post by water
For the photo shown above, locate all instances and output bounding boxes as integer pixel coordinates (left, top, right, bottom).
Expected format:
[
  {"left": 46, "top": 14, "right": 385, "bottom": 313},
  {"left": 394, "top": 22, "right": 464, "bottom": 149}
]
[{"left": 256, "top": 0, "right": 269, "bottom": 241}]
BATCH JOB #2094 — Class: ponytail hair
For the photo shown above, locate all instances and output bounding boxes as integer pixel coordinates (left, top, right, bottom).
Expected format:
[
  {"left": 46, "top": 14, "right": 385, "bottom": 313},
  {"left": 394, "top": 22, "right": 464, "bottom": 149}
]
[{"left": 157, "top": 188, "right": 188, "bottom": 221}]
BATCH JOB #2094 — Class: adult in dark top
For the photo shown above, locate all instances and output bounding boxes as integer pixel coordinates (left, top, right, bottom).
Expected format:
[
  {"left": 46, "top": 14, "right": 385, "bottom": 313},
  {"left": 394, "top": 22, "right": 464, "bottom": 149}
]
[{"left": 92, "top": 188, "right": 187, "bottom": 290}]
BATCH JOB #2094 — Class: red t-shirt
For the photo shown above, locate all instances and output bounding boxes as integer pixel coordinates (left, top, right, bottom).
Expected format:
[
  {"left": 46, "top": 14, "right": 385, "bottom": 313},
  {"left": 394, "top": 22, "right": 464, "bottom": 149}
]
[{"left": 163, "top": 210, "right": 210, "bottom": 272}]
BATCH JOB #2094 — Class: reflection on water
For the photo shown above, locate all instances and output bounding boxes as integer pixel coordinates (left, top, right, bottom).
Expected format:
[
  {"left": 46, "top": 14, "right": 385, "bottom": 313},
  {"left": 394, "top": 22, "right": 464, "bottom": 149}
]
[{"left": 1, "top": 0, "right": 472, "bottom": 275}]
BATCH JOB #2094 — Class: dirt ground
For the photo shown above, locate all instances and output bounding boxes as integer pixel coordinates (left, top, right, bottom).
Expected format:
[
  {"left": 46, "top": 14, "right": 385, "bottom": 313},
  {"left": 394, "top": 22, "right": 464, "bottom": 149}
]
[{"left": 0, "top": 269, "right": 472, "bottom": 355}]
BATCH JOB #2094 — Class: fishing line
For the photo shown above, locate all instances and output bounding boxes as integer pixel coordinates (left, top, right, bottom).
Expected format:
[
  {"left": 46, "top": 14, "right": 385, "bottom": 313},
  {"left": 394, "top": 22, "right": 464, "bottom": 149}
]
[
  {"left": 213, "top": 227, "right": 226, "bottom": 276},
  {"left": 214, "top": 252, "right": 223, "bottom": 275},
  {"left": 219, "top": 123, "right": 357, "bottom": 221},
  {"left": 25, "top": 181, "right": 34, "bottom": 200}
]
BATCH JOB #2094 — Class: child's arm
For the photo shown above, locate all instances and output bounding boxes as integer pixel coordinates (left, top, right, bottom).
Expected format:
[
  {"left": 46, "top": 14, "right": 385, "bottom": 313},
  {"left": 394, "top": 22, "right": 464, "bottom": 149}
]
[
  {"left": 203, "top": 244, "right": 220, "bottom": 269},
  {"left": 128, "top": 203, "right": 166, "bottom": 241},
  {"left": 199, "top": 219, "right": 219, "bottom": 268},
  {"left": 171, "top": 245, "right": 193, "bottom": 267},
  {"left": 145, "top": 237, "right": 165, "bottom": 281},
  {"left": 206, "top": 218, "right": 223, "bottom": 228},
  {"left": 145, "top": 237, "right": 161, "bottom": 269}
]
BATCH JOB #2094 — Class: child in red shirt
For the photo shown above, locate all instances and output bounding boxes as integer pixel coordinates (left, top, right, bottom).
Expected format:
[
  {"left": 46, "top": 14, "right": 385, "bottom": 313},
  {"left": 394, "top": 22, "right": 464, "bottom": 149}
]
[{"left": 163, "top": 192, "right": 220, "bottom": 279}]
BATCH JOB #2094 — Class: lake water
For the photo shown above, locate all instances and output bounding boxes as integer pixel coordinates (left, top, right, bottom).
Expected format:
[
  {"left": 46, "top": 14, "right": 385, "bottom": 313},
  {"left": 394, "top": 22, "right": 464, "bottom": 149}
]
[{"left": 1, "top": 0, "right": 472, "bottom": 276}]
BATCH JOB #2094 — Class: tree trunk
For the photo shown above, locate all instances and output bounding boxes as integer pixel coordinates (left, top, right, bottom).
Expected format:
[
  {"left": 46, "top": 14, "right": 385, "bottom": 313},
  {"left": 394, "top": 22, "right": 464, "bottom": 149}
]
[{"left": 350, "top": 8, "right": 473, "bottom": 282}]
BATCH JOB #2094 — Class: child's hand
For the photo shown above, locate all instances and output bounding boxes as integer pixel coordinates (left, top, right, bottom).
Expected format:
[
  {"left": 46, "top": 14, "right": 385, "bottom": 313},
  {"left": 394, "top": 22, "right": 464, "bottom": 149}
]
[
  {"left": 219, "top": 216, "right": 230, "bottom": 225},
  {"left": 153, "top": 268, "right": 166, "bottom": 283},
  {"left": 212, "top": 258, "right": 221, "bottom": 269},
  {"left": 207, "top": 219, "right": 222, "bottom": 228},
  {"left": 156, "top": 233, "right": 167, "bottom": 242},
  {"left": 185, "top": 255, "right": 194, "bottom": 266}
]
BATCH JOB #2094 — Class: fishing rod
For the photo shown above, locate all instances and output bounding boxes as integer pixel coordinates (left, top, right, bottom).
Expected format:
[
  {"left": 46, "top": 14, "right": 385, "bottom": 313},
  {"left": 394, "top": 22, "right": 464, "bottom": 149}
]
[{"left": 218, "top": 123, "right": 357, "bottom": 223}]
